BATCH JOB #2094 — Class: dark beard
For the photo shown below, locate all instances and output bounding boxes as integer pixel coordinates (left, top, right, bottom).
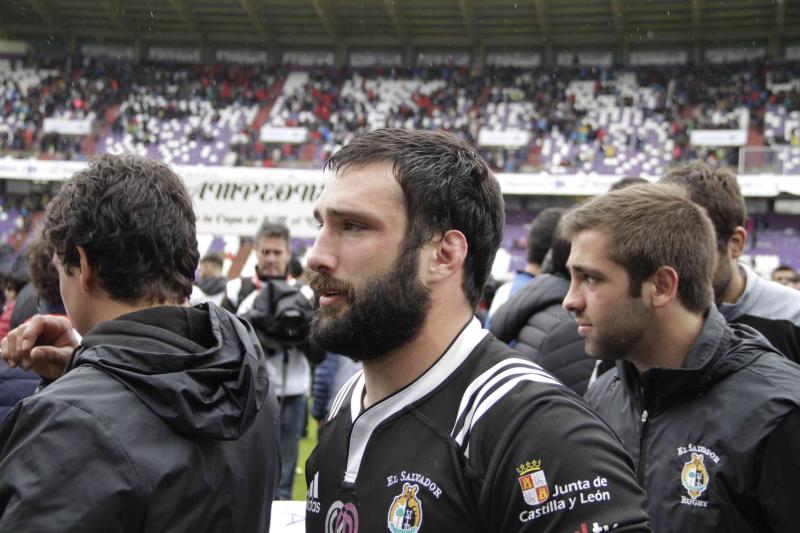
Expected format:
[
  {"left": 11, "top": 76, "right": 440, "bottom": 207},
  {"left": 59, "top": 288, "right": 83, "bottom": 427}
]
[{"left": 308, "top": 249, "right": 431, "bottom": 362}]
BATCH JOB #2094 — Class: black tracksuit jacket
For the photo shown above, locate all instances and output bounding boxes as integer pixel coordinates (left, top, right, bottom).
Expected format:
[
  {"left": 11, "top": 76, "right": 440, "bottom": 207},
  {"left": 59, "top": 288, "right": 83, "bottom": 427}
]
[{"left": 585, "top": 308, "right": 800, "bottom": 532}]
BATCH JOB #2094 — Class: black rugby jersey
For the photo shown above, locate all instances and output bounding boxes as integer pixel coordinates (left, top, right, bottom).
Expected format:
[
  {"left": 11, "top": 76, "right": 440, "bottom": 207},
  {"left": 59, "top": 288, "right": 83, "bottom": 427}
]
[{"left": 305, "top": 319, "right": 650, "bottom": 533}]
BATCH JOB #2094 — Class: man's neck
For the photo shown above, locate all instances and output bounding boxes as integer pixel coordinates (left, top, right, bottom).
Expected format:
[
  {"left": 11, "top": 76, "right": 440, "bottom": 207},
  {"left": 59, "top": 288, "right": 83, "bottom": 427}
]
[
  {"left": 523, "top": 263, "right": 541, "bottom": 276},
  {"left": 719, "top": 262, "right": 746, "bottom": 305},
  {"left": 628, "top": 306, "right": 705, "bottom": 374},
  {"left": 83, "top": 295, "right": 188, "bottom": 335},
  {"left": 361, "top": 305, "right": 474, "bottom": 409}
]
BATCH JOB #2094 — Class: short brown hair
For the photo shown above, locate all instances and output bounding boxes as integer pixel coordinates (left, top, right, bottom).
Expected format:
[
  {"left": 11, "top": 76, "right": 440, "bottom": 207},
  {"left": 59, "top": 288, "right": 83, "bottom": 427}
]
[
  {"left": 660, "top": 161, "right": 746, "bottom": 248},
  {"left": 559, "top": 183, "right": 715, "bottom": 314}
]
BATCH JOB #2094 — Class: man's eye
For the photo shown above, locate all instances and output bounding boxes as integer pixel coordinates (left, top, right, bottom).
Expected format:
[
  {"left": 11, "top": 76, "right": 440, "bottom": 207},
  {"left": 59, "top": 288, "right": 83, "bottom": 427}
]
[{"left": 343, "top": 221, "right": 364, "bottom": 231}]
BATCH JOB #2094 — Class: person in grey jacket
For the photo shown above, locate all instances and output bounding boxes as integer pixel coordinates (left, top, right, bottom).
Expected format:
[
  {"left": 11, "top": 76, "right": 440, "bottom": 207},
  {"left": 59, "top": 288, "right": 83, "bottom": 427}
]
[
  {"left": 662, "top": 161, "right": 800, "bottom": 363},
  {"left": 0, "top": 154, "right": 280, "bottom": 532},
  {"left": 491, "top": 237, "right": 596, "bottom": 394},
  {"left": 560, "top": 182, "right": 800, "bottom": 533}
]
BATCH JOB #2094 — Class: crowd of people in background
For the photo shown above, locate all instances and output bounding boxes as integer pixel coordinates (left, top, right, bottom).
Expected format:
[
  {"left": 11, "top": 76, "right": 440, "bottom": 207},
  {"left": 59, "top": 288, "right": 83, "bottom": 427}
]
[{"left": 1, "top": 56, "right": 799, "bottom": 171}]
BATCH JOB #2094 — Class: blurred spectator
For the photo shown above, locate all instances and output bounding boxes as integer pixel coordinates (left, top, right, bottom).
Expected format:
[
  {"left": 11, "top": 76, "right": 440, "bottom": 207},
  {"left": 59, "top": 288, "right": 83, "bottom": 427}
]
[
  {"left": 190, "top": 252, "right": 227, "bottom": 306},
  {"left": 773, "top": 264, "right": 798, "bottom": 287}
]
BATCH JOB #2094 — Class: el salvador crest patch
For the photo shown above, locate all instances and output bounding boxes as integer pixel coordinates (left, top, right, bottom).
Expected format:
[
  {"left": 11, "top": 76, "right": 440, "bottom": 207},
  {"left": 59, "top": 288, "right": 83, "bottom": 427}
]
[
  {"left": 681, "top": 453, "right": 710, "bottom": 499},
  {"left": 387, "top": 483, "right": 423, "bottom": 533},
  {"left": 517, "top": 459, "right": 550, "bottom": 506}
]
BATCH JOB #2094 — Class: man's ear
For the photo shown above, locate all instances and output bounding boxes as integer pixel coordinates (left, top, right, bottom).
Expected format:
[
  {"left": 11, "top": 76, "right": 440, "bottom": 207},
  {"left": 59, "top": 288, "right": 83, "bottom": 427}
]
[
  {"left": 647, "top": 266, "right": 679, "bottom": 309},
  {"left": 76, "top": 246, "right": 95, "bottom": 294},
  {"left": 425, "top": 230, "right": 468, "bottom": 284},
  {"left": 728, "top": 226, "right": 747, "bottom": 260}
]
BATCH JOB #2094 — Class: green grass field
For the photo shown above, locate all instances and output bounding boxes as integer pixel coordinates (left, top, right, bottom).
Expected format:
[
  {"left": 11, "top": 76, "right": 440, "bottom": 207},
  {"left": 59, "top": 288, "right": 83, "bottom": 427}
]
[{"left": 291, "top": 415, "right": 319, "bottom": 501}]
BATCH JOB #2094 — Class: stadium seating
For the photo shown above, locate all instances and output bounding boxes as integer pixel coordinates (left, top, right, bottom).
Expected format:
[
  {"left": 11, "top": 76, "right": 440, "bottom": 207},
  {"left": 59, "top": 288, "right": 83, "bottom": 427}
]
[{"left": 0, "top": 58, "right": 798, "bottom": 175}]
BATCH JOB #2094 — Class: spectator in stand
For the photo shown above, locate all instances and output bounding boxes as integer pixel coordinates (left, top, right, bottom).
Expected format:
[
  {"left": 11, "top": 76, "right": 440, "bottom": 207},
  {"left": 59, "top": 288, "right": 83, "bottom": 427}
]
[
  {"left": 485, "top": 207, "right": 565, "bottom": 328},
  {"left": 772, "top": 264, "right": 797, "bottom": 287},
  {"left": 662, "top": 161, "right": 800, "bottom": 364},
  {"left": 25, "top": 232, "right": 67, "bottom": 317},
  {"left": 0, "top": 277, "right": 25, "bottom": 340},
  {"left": 7, "top": 254, "right": 36, "bottom": 330},
  {"left": 190, "top": 252, "right": 228, "bottom": 306},
  {"left": 0, "top": 231, "right": 67, "bottom": 422}
]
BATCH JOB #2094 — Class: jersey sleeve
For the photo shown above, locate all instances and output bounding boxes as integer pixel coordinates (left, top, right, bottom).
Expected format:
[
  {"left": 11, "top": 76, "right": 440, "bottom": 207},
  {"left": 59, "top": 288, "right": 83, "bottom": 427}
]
[
  {"left": 474, "top": 390, "right": 650, "bottom": 532},
  {"left": 0, "top": 397, "right": 144, "bottom": 532}
]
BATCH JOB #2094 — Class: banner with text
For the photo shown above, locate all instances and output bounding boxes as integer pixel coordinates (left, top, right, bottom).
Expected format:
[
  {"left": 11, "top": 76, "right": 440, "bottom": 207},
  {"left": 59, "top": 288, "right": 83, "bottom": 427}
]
[{"left": 689, "top": 129, "right": 748, "bottom": 147}]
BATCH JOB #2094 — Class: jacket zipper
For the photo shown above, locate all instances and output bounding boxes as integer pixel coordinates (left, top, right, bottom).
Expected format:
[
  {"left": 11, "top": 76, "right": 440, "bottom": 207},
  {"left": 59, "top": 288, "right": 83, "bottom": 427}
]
[{"left": 638, "top": 409, "right": 649, "bottom": 487}]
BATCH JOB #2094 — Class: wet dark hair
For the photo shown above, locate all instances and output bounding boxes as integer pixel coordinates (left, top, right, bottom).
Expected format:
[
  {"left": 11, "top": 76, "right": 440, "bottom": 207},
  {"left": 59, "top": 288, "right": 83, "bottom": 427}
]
[
  {"left": 325, "top": 128, "right": 505, "bottom": 307},
  {"left": 527, "top": 208, "right": 566, "bottom": 266},
  {"left": 44, "top": 154, "right": 198, "bottom": 304}
]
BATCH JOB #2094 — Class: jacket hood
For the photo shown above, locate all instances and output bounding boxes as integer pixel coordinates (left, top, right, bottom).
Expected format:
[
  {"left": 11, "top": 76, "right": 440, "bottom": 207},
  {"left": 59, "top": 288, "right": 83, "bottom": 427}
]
[
  {"left": 70, "top": 303, "right": 270, "bottom": 440},
  {"left": 618, "top": 307, "right": 778, "bottom": 414},
  {"left": 490, "top": 274, "right": 569, "bottom": 343}
]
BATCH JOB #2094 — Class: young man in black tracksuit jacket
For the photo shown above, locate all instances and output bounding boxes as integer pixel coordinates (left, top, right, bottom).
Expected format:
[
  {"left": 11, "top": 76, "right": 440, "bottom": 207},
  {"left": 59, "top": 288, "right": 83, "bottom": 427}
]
[
  {"left": 0, "top": 155, "right": 281, "bottom": 532},
  {"left": 560, "top": 183, "right": 800, "bottom": 532}
]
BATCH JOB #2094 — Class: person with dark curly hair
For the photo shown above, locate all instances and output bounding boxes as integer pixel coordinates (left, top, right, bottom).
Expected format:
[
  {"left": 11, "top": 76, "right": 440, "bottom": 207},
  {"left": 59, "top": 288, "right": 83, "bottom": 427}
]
[
  {"left": 25, "top": 230, "right": 66, "bottom": 316},
  {"left": 0, "top": 154, "right": 280, "bottom": 532}
]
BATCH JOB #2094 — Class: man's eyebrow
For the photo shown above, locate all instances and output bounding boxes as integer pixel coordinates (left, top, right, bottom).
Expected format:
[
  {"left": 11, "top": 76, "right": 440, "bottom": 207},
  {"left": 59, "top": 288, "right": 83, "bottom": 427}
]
[
  {"left": 317, "top": 207, "right": 381, "bottom": 225},
  {"left": 569, "top": 264, "right": 605, "bottom": 279}
]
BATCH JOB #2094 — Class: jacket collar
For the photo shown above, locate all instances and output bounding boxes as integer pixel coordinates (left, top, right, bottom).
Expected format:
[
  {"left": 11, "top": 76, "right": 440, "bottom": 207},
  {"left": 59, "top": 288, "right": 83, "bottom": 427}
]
[{"left": 617, "top": 307, "right": 761, "bottom": 413}]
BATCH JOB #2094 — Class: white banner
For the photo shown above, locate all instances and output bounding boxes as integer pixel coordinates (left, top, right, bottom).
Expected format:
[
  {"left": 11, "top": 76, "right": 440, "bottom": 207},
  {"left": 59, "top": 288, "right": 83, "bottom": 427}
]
[
  {"left": 349, "top": 51, "right": 403, "bottom": 67},
  {"left": 183, "top": 166, "right": 325, "bottom": 237},
  {"left": 43, "top": 118, "right": 93, "bottom": 136},
  {"left": 260, "top": 126, "right": 309, "bottom": 144},
  {"left": 556, "top": 51, "right": 613, "bottom": 67},
  {"left": 485, "top": 52, "right": 542, "bottom": 68},
  {"left": 215, "top": 49, "right": 268, "bottom": 64},
  {"left": 82, "top": 44, "right": 134, "bottom": 60},
  {"left": 416, "top": 51, "right": 471, "bottom": 67},
  {"left": 787, "top": 44, "right": 800, "bottom": 60},
  {"left": 706, "top": 47, "right": 767, "bottom": 64},
  {"left": 689, "top": 129, "right": 748, "bottom": 147},
  {"left": 629, "top": 49, "right": 688, "bottom": 66},
  {"left": 0, "top": 161, "right": 795, "bottom": 229},
  {"left": 282, "top": 51, "right": 335, "bottom": 66},
  {"left": 478, "top": 129, "right": 530, "bottom": 147},
  {"left": 148, "top": 47, "right": 201, "bottom": 63},
  {"left": 0, "top": 39, "right": 28, "bottom": 55}
]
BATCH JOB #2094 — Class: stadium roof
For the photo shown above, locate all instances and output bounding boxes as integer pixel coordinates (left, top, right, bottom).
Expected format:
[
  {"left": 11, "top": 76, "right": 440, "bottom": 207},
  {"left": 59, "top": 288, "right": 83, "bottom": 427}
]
[{"left": 0, "top": 0, "right": 797, "bottom": 53}]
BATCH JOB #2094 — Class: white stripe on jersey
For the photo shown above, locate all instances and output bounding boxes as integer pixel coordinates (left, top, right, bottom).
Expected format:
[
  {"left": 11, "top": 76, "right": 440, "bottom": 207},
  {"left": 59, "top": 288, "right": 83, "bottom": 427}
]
[
  {"left": 452, "top": 359, "right": 542, "bottom": 433},
  {"left": 327, "top": 370, "right": 364, "bottom": 422},
  {"left": 341, "top": 318, "right": 488, "bottom": 486},
  {"left": 452, "top": 359, "right": 561, "bottom": 452},
  {"left": 462, "top": 373, "right": 561, "bottom": 458}
]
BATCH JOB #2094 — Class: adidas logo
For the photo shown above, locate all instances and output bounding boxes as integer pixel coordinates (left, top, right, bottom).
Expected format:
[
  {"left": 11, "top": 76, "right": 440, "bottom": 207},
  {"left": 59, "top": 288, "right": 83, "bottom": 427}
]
[{"left": 306, "top": 471, "right": 321, "bottom": 513}]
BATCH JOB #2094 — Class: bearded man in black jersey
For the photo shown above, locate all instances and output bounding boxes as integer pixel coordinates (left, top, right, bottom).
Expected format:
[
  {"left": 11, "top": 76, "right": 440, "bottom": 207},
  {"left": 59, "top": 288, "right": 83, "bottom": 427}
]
[{"left": 303, "top": 128, "right": 650, "bottom": 533}]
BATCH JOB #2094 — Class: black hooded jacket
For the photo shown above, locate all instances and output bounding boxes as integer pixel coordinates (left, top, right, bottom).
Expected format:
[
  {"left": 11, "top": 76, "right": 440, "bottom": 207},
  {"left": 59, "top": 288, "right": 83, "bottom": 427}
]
[
  {"left": 0, "top": 303, "right": 280, "bottom": 532},
  {"left": 490, "top": 274, "right": 595, "bottom": 394},
  {"left": 585, "top": 308, "right": 800, "bottom": 532}
]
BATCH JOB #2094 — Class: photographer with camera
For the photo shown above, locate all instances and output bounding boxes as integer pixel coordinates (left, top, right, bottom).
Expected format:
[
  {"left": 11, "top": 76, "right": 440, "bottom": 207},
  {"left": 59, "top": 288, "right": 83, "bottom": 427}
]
[{"left": 225, "top": 222, "right": 321, "bottom": 500}]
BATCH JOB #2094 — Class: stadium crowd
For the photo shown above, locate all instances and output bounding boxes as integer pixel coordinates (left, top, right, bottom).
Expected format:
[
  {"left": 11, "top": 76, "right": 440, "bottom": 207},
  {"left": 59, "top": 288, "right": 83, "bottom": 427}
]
[
  {"left": 0, "top": 131, "right": 798, "bottom": 531},
  {"left": 1, "top": 56, "right": 799, "bottom": 172}
]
